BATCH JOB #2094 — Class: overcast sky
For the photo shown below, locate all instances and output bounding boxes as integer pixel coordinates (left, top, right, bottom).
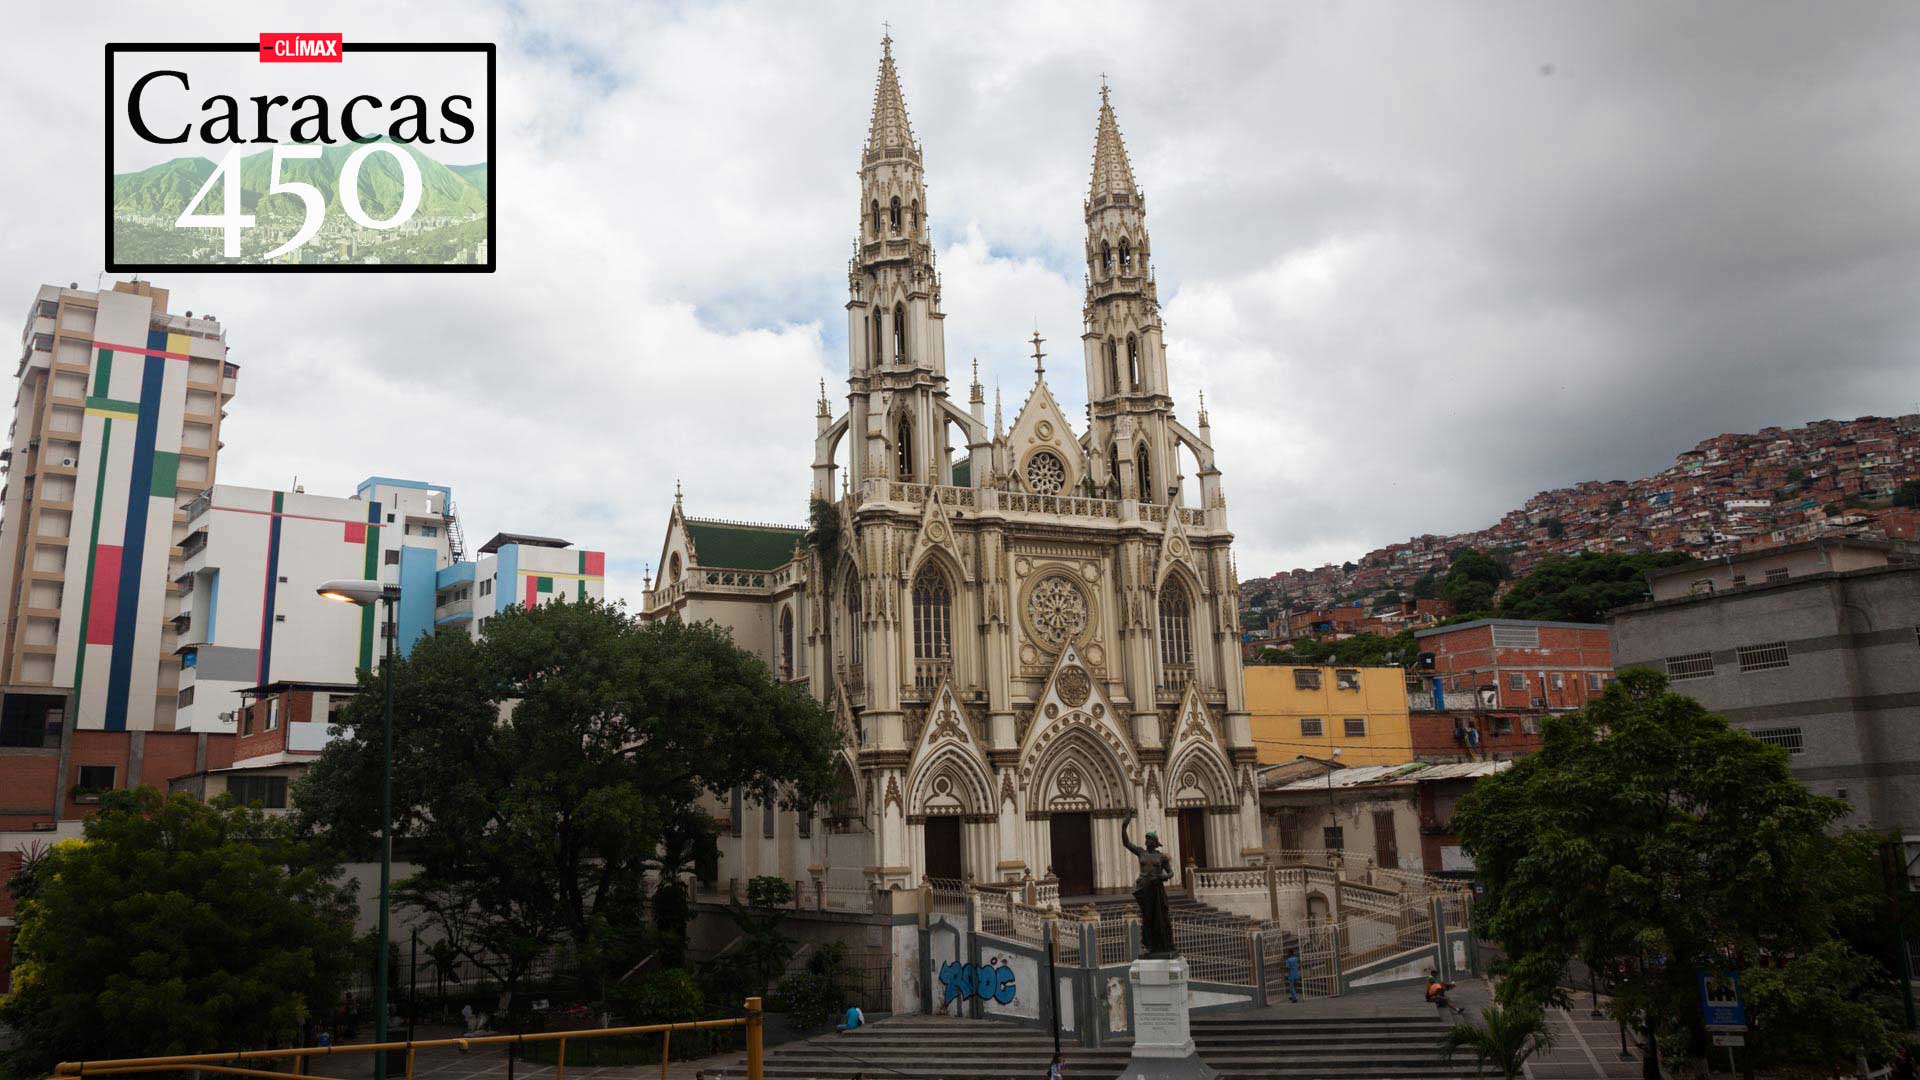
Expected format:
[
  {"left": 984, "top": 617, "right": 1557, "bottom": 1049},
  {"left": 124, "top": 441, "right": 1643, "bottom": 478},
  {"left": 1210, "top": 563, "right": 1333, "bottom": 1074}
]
[{"left": 6, "top": 2, "right": 1919, "bottom": 601}]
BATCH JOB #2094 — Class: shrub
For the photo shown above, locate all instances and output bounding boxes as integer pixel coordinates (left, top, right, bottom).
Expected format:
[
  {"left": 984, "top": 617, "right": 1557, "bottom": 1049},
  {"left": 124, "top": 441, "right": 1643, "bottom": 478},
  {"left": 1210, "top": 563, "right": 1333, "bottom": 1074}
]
[{"left": 772, "top": 943, "right": 851, "bottom": 1030}]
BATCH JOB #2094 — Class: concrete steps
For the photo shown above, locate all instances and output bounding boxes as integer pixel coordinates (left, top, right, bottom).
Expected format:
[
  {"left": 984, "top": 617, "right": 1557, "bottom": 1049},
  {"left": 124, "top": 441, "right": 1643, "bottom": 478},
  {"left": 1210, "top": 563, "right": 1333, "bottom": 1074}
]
[{"left": 723, "top": 1011, "right": 1480, "bottom": 1079}]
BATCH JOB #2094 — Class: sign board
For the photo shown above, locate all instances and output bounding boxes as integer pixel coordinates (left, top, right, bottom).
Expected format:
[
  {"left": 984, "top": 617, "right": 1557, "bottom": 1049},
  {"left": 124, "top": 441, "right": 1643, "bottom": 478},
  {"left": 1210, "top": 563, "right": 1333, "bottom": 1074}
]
[
  {"left": 1697, "top": 970, "right": 1747, "bottom": 1031},
  {"left": 1712, "top": 1033, "right": 1745, "bottom": 1047}
]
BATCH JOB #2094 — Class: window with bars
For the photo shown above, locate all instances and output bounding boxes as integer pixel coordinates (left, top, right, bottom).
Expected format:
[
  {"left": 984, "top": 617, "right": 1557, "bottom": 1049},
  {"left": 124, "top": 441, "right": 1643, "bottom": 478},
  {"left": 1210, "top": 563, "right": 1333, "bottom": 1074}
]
[
  {"left": 1751, "top": 726, "right": 1804, "bottom": 754},
  {"left": 1491, "top": 625, "right": 1540, "bottom": 648},
  {"left": 1506, "top": 672, "right": 1525, "bottom": 691},
  {"left": 1666, "top": 652, "right": 1716, "bottom": 680},
  {"left": 1299, "top": 717, "right": 1324, "bottom": 737},
  {"left": 228, "top": 775, "right": 289, "bottom": 809},
  {"left": 1764, "top": 568, "right": 1790, "bottom": 584},
  {"left": 1586, "top": 673, "right": 1604, "bottom": 692},
  {"left": 912, "top": 567, "right": 952, "bottom": 662},
  {"left": 1737, "top": 641, "right": 1790, "bottom": 672},
  {"left": 1158, "top": 584, "right": 1193, "bottom": 669},
  {"left": 1335, "top": 669, "right": 1360, "bottom": 691},
  {"left": 1293, "top": 669, "right": 1321, "bottom": 690},
  {"left": 1343, "top": 717, "right": 1366, "bottom": 738}
]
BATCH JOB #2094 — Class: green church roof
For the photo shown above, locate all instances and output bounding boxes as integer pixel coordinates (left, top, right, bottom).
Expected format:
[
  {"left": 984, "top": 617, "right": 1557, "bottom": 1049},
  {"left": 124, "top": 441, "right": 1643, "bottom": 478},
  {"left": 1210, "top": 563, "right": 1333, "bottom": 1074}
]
[{"left": 686, "top": 518, "right": 805, "bottom": 571}]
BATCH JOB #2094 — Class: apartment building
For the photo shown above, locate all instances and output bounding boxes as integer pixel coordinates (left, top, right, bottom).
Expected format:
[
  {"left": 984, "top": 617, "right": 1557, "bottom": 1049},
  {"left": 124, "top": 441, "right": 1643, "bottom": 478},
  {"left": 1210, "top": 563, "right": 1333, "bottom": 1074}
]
[
  {"left": 0, "top": 281, "right": 236, "bottom": 735},
  {"left": 434, "top": 532, "right": 607, "bottom": 639},
  {"left": 1612, "top": 540, "right": 1920, "bottom": 833},
  {"left": 1245, "top": 664, "right": 1415, "bottom": 767},
  {"left": 1412, "top": 618, "right": 1614, "bottom": 712},
  {"left": 170, "top": 479, "right": 461, "bottom": 731}
]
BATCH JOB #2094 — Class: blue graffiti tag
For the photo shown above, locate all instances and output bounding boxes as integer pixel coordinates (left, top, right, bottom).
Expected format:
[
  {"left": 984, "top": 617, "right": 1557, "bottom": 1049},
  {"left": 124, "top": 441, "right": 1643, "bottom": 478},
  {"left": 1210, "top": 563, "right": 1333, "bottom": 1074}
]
[{"left": 939, "top": 960, "right": 1017, "bottom": 1005}]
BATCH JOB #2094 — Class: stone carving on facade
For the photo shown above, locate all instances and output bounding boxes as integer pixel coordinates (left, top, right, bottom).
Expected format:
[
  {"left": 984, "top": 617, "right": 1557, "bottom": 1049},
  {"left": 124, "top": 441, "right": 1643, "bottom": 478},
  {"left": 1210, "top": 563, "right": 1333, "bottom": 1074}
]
[{"left": 1022, "top": 572, "right": 1091, "bottom": 650}]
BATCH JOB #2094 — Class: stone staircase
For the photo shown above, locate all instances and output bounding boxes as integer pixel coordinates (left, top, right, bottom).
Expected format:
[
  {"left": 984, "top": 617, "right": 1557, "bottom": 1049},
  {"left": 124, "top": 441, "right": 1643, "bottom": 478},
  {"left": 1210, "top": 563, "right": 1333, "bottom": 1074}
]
[
  {"left": 721, "top": 1009, "right": 1483, "bottom": 1079},
  {"left": 1082, "top": 891, "right": 1265, "bottom": 930}
]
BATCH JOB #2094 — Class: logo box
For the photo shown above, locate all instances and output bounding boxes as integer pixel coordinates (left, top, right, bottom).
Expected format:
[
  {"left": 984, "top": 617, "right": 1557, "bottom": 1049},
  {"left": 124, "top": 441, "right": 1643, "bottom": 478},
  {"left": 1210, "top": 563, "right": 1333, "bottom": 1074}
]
[{"left": 105, "top": 41, "right": 495, "bottom": 273}]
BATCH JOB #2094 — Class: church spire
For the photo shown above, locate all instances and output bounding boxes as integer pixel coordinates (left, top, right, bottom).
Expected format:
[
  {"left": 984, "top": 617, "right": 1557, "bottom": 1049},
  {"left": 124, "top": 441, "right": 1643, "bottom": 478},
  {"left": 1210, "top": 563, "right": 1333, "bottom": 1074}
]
[
  {"left": 1088, "top": 83, "right": 1138, "bottom": 203},
  {"left": 865, "top": 32, "right": 918, "bottom": 161}
]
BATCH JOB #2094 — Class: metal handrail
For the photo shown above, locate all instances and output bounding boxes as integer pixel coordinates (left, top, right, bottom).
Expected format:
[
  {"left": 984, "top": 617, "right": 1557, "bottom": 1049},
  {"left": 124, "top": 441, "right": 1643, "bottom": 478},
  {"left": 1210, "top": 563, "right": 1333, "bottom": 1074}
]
[{"left": 54, "top": 997, "right": 766, "bottom": 1080}]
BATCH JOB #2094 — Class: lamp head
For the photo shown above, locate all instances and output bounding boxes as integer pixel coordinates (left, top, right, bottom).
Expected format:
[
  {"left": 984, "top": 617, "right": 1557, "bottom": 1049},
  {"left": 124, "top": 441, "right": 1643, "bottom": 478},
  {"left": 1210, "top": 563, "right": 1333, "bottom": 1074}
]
[{"left": 316, "top": 578, "right": 394, "bottom": 606}]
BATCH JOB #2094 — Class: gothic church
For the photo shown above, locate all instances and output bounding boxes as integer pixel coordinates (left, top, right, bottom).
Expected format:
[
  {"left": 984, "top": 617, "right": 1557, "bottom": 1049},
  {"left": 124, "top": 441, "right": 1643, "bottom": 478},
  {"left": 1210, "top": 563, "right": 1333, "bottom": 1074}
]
[{"left": 645, "top": 37, "right": 1256, "bottom": 899}]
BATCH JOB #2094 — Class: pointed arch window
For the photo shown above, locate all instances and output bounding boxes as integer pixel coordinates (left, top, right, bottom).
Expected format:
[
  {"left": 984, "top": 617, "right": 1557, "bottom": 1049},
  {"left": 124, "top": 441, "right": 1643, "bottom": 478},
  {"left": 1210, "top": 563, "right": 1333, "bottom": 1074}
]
[
  {"left": 1159, "top": 581, "right": 1194, "bottom": 685},
  {"left": 871, "top": 313, "right": 884, "bottom": 368},
  {"left": 889, "top": 196, "right": 903, "bottom": 233},
  {"left": 779, "top": 607, "right": 795, "bottom": 681},
  {"left": 871, "top": 200, "right": 881, "bottom": 235},
  {"left": 1136, "top": 443, "right": 1153, "bottom": 504},
  {"left": 1118, "top": 237, "right": 1132, "bottom": 271},
  {"left": 1105, "top": 338, "right": 1119, "bottom": 395},
  {"left": 896, "top": 414, "right": 914, "bottom": 481},
  {"left": 893, "top": 302, "right": 908, "bottom": 364},
  {"left": 845, "top": 581, "right": 864, "bottom": 666},
  {"left": 1101, "top": 240, "right": 1113, "bottom": 274},
  {"left": 913, "top": 565, "right": 953, "bottom": 667},
  {"left": 1109, "top": 443, "right": 1123, "bottom": 498},
  {"left": 911, "top": 200, "right": 921, "bottom": 232},
  {"left": 1127, "top": 335, "right": 1140, "bottom": 390}
]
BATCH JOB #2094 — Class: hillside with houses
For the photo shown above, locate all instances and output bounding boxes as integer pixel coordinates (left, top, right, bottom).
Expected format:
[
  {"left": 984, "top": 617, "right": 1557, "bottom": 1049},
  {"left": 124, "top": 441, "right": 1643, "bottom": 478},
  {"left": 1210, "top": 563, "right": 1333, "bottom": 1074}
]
[{"left": 1241, "top": 414, "right": 1920, "bottom": 636}]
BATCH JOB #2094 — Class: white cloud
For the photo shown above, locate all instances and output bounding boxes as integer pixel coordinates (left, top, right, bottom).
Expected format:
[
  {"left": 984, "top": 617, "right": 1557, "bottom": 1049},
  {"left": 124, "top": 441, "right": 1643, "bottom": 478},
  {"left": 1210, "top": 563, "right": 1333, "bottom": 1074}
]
[{"left": 5, "top": 0, "right": 1919, "bottom": 601}]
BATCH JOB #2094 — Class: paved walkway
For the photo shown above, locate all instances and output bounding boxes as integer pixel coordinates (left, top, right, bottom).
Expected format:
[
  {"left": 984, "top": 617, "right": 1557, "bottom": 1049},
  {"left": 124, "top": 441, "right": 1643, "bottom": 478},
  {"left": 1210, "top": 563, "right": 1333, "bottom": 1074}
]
[{"left": 1525, "top": 1005, "right": 1644, "bottom": 1080}]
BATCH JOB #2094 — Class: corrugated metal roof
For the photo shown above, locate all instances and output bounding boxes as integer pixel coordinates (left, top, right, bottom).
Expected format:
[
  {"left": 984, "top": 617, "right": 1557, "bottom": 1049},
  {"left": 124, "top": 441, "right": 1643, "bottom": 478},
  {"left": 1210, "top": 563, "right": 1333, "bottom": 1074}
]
[{"left": 1266, "top": 759, "right": 1510, "bottom": 792}]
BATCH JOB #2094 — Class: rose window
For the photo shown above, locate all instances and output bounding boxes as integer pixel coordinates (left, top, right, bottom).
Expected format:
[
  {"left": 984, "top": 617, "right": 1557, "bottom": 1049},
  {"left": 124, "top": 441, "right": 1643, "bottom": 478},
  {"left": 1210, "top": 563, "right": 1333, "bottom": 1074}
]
[
  {"left": 1026, "top": 575, "right": 1089, "bottom": 647},
  {"left": 1025, "top": 451, "right": 1066, "bottom": 495}
]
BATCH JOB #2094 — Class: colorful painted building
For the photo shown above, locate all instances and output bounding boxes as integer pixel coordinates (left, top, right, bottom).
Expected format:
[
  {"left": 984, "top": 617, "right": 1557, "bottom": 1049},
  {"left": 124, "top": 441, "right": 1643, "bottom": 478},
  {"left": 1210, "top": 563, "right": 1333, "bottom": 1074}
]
[
  {"left": 170, "top": 484, "right": 606, "bottom": 731},
  {"left": 1245, "top": 664, "right": 1415, "bottom": 767},
  {"left": 0, "top": 280, "right": 236, "bottom": 734}
]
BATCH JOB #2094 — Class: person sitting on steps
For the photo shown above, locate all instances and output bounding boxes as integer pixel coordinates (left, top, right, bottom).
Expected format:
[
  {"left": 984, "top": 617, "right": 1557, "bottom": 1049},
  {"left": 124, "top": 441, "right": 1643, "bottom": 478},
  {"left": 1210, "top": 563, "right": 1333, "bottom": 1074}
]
[{"left": 1425, "top": 969, "right": 1465, "bottom": 1018}]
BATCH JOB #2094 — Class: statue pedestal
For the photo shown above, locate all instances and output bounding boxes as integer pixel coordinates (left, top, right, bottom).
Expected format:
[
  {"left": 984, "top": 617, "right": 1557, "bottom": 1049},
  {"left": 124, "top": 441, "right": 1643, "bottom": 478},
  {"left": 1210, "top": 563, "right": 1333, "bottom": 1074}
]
[{"left": 1118, "top": 958, "right": 1218, "bottom": 1080}]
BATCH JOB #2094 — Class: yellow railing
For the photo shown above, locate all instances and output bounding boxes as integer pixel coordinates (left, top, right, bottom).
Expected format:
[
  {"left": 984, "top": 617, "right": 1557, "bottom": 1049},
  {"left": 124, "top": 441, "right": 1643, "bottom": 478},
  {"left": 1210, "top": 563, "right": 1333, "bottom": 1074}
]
[{"left": 53, "top": 997, "right": 764, "bottom": 1080}]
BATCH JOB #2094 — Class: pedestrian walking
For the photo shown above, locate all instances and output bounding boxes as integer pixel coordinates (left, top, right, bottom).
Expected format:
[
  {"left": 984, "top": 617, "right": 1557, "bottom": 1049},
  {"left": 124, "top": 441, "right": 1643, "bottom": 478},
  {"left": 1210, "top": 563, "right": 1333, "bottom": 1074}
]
[{"left": 1284, "top": 950, "right": 1301, "bottom": 1003}]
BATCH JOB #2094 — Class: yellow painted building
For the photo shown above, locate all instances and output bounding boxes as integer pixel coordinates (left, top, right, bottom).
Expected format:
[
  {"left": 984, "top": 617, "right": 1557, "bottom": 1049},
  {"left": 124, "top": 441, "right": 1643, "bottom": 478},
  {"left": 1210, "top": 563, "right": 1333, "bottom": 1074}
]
[{"left": 1245, "top": 664, "right": 1413, "bottom": 766}]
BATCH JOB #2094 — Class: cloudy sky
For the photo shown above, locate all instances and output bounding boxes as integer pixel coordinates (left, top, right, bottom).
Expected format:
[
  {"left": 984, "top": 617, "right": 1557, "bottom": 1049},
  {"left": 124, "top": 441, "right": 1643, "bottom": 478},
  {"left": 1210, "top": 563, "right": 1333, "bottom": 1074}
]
[{"left": 6, "top": 2, "right": 1919, "bottom": 600}]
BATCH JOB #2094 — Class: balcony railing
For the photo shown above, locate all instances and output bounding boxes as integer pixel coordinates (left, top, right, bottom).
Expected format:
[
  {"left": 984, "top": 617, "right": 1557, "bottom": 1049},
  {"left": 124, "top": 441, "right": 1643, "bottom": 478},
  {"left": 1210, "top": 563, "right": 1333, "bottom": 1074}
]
[
  {"left": 1158, "top": 663, "right": 1192, "bottom": 694},
  {"left": 913, "top": 658, "right": 950, "bottom": 696}
]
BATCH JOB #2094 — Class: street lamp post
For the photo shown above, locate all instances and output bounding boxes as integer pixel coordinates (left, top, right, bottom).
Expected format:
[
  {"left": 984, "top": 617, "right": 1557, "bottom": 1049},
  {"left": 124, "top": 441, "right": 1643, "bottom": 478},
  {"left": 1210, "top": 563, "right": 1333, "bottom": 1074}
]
[
  {"left": 1325, "top": 747, "right": 1341, "bottom": 862},
  {"left": 318, "top": 578, "right": 403, "bottom": 1080}
]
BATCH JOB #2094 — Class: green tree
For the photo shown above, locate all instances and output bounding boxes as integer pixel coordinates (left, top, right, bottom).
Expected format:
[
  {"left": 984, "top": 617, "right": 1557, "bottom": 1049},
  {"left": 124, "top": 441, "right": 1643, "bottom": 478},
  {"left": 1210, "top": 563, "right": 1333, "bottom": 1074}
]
[
  {"left": 1494, "top": 551, "right": 1691, "bottom": 624},
  {"left": 1452, "top": 671, "right": 1863, "bottom": 1077},
  {"left": 296, "top": 599, "right": 839, "bottom": 1009},
  {"left": 1442, "top": 549, "right": 1508, "bottom": 615},
  {"left": 1542, "top": 517, "right": 1566, "bottom": 540},
  {"left": 1742, "top": 941, "right": 1895, "bottom": 1071},
  {"left": 1893, "top": 480, "right": 1920, "bottom": 508},
  {"left": 0, "top": 789, "right": 355, "bottom": 1074},
  {"left": 1412, "top": 569, "right": 1440, "bottom": 599},
  {"left": 1440, "top": 1001, "right": 1556, "bottom": 1079}
]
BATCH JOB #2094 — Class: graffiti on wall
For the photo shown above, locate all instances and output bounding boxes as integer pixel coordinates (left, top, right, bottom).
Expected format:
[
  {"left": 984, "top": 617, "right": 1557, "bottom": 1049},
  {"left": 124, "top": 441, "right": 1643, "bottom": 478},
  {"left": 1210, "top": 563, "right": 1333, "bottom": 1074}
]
[{"left": 939, "top": 959, "right": 1018, "bottom": 1005}]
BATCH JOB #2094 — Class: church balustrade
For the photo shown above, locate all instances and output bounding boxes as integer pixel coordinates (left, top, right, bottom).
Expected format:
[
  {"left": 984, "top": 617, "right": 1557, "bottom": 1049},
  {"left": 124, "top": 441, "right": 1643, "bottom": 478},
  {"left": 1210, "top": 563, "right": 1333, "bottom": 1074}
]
[
  {"left": 1158, "top": 663, "right": 1192, "bottom": 695},
  {"left": 1088, "top": 272, "right": 1147, "bottom": 302},
  {"left": 885, "top": 481, "right": 977, "bottom": 508},
  {"left": 699, "top": 568, "right": 772, "bottom": 591},
  {"left": 912, "top": 659, "right": 950, "bottom": 696},
  {"left": 1001, "top": 490, "right": 1121, "bottom": 519}
]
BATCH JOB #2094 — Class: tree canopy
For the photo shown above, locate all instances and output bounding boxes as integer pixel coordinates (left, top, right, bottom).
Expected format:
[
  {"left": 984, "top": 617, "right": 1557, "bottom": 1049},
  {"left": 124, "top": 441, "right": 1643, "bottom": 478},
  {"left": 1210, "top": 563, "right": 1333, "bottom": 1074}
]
[
  {"left": 1442, "top": 548, "right": 1508, "bottom": 614},
  {"left": 1452, "top": 670, "right": 1904, "bottom": 1073},
  {"left": 0, "top": 789, "right": 356, "bottom": 1073},
  {"left": 1254, "top": 629, "right": 1416, "bottom": 668},
  {"left": 295, "top": 598, "right": 840, "bottom": 1004},
  {"left": 1494, "top": 550, "right": 1691, "bottom": 623}
]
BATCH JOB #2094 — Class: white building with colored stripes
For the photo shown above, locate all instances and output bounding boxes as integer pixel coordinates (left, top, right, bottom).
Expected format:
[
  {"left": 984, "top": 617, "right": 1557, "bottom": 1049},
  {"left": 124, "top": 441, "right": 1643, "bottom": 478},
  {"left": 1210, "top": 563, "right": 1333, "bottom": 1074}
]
[{"left": 0, "top": 281, "right": 236, "bottom": 735}]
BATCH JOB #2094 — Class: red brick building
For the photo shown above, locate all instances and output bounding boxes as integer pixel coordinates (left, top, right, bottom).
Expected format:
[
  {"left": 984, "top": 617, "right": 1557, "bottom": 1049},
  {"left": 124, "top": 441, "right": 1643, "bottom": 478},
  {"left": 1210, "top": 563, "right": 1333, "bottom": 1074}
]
[
  {"left": 1, "top": 725, "right": 236, "bottom": 988},
  {"left": 1412, "top": 618, "right": 1614, "bottom": 711}
]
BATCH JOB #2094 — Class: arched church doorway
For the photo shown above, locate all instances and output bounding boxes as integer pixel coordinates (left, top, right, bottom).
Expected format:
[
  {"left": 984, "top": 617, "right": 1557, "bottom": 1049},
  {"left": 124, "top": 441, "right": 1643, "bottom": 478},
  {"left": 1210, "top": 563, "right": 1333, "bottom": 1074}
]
[
  {"left": 924, "top": 816, "right": 963, "bottom": 882},
  {"left": 1049, "top": 812, "right": 1096, "bottom": 897},
  {"left": 1176, "top": 808, "right": 1210, "bottom": 874}
]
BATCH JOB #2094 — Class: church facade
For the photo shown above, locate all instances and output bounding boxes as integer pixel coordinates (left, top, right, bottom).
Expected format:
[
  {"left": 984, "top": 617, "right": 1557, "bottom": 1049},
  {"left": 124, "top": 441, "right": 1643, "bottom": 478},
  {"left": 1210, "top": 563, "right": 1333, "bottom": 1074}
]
[{"left": 644, "top": 38, "right": 1257, "bottom": 899}]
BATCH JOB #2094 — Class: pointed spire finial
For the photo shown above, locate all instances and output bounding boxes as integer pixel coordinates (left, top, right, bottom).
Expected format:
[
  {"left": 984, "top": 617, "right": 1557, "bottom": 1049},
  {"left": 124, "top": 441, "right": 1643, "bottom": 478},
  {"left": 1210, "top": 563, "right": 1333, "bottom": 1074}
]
[
  {"left": 1089, "top": 81, "right": 1139, "bottom": 201},
  {"left": 970, "top": 358, "right": 984, "bottom": 404},
  {"left": 644, "top": 563, "right": 652, "bottom": 590},
  {"left": 994, "top": 384, "right": 1004, "bottom": 436},
  {"left": 866, "top": 31, "right": 916, "bottom": 157},
  {"left": 674, "top": 478, "right": 683, "bottom": 508},
  {"left": 1198, "top": 389, "right": 1210, "bottom": 427},
  {"left": 1030, "top": 328, "right": 1046, "bottom": 379}
]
